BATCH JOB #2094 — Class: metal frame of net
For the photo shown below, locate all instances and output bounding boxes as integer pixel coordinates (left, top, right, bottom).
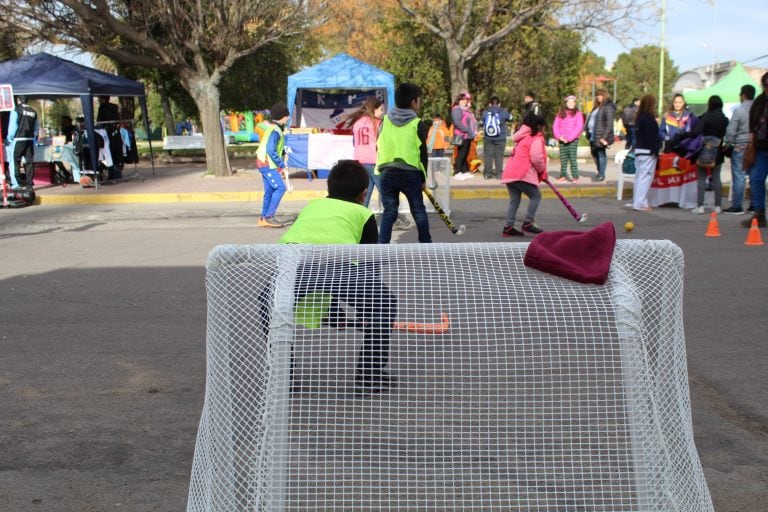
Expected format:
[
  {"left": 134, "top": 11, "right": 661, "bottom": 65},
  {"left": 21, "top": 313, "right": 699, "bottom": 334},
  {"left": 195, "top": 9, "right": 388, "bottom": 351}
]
[{"left": 187, "top": 241, "right": 713, "bottom": 512}]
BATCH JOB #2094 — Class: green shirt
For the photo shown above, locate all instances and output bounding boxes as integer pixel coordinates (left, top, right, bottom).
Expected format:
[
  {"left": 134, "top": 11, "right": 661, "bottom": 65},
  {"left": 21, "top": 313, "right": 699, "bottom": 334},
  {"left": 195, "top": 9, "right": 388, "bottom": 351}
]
[
  {"left": 256, "top": 123, "right": 284, "bottom": 169},
  {"left": 280, "top": 197, "right": 373, "bottom": 244},
  {"left": 376, "top": 116, "right": 425, "bottom": 177}
]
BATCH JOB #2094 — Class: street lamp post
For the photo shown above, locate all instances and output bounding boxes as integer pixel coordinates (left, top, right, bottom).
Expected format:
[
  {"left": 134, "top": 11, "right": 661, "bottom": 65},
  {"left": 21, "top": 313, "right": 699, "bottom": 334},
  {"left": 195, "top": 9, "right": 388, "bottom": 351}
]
[
  {"left": 700, "top": 43, "right": 715, "bottom": 86},
  {"left": 658, "top": 0, "right": 666, "bottom": 117}
]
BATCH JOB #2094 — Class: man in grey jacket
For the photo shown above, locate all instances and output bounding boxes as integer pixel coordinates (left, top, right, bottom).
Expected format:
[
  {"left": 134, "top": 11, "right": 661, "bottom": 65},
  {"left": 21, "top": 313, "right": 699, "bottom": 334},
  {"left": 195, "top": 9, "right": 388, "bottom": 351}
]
[{"left": 722, "top": 85, "right": 755, "bottom": 214}]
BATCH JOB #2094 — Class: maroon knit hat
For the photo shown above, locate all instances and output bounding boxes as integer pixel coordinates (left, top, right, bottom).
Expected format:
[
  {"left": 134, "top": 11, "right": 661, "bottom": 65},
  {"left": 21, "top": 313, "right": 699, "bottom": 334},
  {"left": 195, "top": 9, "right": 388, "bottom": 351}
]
[{"left": 524, "top": 222, "right": 616, "bottom": 285}]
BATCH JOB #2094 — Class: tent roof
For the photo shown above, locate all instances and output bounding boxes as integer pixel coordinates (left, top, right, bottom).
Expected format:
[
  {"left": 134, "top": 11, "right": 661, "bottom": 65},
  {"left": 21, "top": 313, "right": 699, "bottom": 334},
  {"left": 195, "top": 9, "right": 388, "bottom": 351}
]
[
  {"left": 683, "top": 63, "right": 760, "bottom": 105},
  {"left": 0, "top": 52, "right": 145, "bottom": 97},
  {"left": 287, "top": 53, "right": 395, "bottom": 115}
]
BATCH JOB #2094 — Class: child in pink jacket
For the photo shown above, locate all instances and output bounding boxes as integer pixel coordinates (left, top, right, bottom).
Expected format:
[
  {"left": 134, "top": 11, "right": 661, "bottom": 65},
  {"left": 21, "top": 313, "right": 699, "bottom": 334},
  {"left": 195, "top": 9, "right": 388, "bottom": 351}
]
[
  {"left": 552, "top": 95, "right": 584, "bottom": 182},
  {"left": 500, "top": 113, "right": 549, "bottom": 236}
]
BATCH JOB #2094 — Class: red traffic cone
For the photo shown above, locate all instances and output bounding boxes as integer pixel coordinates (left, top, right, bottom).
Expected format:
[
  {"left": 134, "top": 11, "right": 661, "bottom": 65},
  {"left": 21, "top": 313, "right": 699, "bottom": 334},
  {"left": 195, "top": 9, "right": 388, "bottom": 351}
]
[
  {"left": 705, "top": 212, "right": 721, "bottom": 237},
  {"left": 745, "top": 218, "right": 765, "bottom": 246}
]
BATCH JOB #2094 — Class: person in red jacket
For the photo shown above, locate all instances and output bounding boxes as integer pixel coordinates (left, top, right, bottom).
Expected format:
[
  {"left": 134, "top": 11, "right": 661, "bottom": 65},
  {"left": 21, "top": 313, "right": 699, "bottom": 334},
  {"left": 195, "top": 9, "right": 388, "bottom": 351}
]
[{"left": 500, "top": 112, "right": 549, "bottom": 236}]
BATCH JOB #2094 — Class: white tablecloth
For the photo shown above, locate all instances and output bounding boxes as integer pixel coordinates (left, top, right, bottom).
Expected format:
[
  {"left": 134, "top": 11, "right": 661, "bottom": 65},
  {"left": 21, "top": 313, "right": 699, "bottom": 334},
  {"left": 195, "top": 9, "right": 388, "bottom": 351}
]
[{"left": 306, "top": 133, "right": 354, "bottom": 170}]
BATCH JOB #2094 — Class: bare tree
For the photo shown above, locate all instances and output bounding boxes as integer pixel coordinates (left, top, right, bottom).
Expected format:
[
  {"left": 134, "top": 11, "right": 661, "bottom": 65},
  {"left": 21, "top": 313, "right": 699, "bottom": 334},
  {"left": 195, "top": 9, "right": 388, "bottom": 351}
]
[
  {"left": 2, "top": 0, "right": 315, "bottom": 176},
  {"left": 396, "top": 0, "right": 657, "bottom": 98}
]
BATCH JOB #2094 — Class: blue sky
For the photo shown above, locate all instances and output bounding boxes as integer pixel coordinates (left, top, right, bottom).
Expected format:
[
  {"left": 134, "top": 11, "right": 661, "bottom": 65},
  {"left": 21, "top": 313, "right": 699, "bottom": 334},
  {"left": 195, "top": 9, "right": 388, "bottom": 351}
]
[{"left": 587, "top": 0, "right": 768, "bottom": 72}]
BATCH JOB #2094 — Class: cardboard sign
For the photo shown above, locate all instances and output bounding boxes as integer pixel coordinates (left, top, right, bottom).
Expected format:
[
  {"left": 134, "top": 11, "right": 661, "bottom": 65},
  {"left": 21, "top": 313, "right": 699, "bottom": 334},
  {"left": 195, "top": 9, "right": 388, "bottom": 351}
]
[{"left": 0, "top": 84, "right": 13, "bottom": 111}]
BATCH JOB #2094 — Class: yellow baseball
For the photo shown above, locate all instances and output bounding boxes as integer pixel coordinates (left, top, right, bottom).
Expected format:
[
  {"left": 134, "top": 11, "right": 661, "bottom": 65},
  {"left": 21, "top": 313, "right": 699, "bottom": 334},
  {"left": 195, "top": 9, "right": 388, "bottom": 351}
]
[{"left": 624, "top": 221, "right": 635, "bottom": 233}]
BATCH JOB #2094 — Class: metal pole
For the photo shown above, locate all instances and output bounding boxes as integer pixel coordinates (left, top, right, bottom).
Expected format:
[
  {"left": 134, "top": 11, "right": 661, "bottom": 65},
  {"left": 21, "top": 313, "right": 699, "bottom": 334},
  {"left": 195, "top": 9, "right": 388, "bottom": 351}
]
[{"left": 658, "top": 0, "right": 666, "bottom": 117}]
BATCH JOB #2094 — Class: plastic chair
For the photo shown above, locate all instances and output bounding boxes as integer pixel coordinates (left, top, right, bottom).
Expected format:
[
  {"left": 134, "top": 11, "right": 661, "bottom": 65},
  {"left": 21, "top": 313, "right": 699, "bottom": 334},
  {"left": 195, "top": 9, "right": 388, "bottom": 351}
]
[{"left": 614, "top": 149, "right": 635, "bottom": 200}]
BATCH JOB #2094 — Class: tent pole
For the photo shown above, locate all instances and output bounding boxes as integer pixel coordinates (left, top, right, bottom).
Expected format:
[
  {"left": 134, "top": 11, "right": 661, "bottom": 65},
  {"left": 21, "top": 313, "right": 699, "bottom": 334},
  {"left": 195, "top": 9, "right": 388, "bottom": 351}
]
[
  {"left": 82, "top": 95, "right": 100, "bottom": 189},
  {"left": 140, "top": 97, "right": 155, "bottom": 175}
]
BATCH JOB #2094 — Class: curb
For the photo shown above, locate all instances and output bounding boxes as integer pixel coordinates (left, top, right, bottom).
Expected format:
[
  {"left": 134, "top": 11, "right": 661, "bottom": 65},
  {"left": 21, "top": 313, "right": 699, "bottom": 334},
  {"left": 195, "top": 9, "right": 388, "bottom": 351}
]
[{"left": 35, "top": 186, "right": 621, "bottom": 205}]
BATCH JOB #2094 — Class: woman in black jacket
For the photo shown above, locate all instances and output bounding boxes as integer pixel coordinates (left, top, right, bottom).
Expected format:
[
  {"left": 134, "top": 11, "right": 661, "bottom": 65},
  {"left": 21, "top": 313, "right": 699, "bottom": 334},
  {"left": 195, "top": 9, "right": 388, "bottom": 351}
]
[
  {"left": 586, "top": 88, "right": 616, "bottom": 182},
  {"left": 686, "top": 95, "right": 729, "bottom": 214},
  {"left": 631, "top": 95, "right": 661, "bottom": 211}
]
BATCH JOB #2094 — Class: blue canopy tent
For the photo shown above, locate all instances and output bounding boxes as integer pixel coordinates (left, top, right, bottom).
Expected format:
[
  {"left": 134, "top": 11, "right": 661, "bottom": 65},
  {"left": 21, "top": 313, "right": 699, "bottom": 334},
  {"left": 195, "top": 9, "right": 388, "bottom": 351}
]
[
  {"left": 0, "top": 52, "right": 155, "bottom": 181},
  {"left": 286, "top": 53, "right": 395, "bottom": 127}
]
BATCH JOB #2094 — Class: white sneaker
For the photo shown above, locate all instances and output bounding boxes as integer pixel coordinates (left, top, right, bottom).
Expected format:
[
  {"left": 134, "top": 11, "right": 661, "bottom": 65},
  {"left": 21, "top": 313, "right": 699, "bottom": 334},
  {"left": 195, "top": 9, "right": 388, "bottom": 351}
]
[
  {"left": 715, "top": 206, "right": 722, "bottom": 214},
  {"left": 464, "top": 173, "right": 476, "bottom": 179},
  {"left": 691, "top": 206, "right": 705, "bottom": 214}
]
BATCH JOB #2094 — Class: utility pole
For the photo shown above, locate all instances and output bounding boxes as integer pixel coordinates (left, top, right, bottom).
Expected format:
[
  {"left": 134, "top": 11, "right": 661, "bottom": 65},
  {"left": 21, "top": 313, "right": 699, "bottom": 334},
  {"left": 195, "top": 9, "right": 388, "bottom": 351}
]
[{"left": 658, "top": 0, "right": 666, "bottom": 117}]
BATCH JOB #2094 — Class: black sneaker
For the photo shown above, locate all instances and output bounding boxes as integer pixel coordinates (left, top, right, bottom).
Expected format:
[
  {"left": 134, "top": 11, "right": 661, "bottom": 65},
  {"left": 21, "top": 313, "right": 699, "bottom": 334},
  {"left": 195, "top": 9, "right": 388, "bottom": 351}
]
[
  {"left": 502, "top": 225, "right": 524, "bottom": 237},
  {"left": 721, "top": 206, "right": 745, "bottom": 215},
  {"left": 591, "top": 175, "right": 606, "bottom": 182},
  {"left": 522, "top": 221, "right": 543, "bottom": 234}
]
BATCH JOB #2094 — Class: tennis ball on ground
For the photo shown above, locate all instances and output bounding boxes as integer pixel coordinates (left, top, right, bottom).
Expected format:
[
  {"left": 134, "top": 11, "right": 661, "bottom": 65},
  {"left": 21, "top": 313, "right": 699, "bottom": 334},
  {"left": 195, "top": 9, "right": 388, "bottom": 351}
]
[{"left": 624, "top": 221, "right": 635, "bottom": 233}]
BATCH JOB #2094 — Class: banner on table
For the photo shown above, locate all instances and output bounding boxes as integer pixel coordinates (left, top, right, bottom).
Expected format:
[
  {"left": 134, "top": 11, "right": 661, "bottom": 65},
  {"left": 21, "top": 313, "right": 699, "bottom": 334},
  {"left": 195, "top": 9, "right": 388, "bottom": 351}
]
[
  {"left": 299, "top": 107, "right": 357, "bottom": 129},
  {"left": 301, "top": 90, "right": 383, "bottom": 109}
]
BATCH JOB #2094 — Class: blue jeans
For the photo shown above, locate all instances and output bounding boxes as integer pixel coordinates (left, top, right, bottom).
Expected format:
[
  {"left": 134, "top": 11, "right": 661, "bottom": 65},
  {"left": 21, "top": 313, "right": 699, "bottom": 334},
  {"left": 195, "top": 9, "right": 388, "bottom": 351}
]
[
  {"left": 730, "top": 144, "right": 747, "bottom": 209},
  {"left": 749, "top": 148, "right": 768, "bottom": 212},
  {"left": 258, "top": 166, "right": 286, "bottom": 218},
  {"left": 591, "top": 143, "right": 607, "bottom": 178},
  {"left": 362, "top": 163, "right": 381, "bottom": 208},
  {"left": 378, "top": 169, "right": 431, "bottom": 243}
]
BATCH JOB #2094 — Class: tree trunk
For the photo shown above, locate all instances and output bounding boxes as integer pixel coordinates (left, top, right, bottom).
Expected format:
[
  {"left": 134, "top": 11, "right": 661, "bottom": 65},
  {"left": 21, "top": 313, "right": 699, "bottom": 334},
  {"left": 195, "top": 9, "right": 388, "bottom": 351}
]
[
  {"left": 118, "top": 97, "right": 136, "bottom": 124},
  {"left": 184, "top": 77, "right": 231, "bottom": 176},
  {"left": 158, "top": 88, "right": 176, "bottom": 137},
  {"left": 447, "top": 48, "right": 470, "bottom": 99}
]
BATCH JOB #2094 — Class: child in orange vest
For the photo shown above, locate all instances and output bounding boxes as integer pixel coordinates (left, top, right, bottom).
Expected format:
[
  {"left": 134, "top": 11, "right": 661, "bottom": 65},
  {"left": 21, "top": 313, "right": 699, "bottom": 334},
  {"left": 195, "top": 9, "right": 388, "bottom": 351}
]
[{"left": 427, "top": 113, "right": 452, "bottom": 157}]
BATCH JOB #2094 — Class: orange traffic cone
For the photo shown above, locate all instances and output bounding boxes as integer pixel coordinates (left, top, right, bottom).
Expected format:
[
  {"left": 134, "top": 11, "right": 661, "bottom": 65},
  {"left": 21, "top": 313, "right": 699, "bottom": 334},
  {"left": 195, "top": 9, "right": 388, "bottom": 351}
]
[
  {"left": 745, "top": 218, "right": 765, "bottom": 246},
  {"left": 704, "top": 211, "right": 721, "bottom": 237}
]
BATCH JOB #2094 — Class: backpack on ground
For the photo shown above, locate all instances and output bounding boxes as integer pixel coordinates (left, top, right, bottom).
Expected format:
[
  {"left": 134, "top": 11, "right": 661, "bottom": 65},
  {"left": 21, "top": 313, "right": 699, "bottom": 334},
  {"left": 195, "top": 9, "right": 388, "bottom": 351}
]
[{"left": 483, "top": 110, "right": 501, "bottom": 138}]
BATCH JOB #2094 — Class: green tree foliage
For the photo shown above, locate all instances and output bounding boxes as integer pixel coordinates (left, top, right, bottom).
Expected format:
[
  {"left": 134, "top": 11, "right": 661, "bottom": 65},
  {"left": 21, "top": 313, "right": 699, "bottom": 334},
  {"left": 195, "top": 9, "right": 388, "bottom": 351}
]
[
  {"left": 220, "top": 40, "right": 305, "bottom": 112},
  {"left": 612, "top": 45, "right": 678, "bottom": 109},
  {"left": 47, "top": 99, "right": 75, "bottom": 132},
  {"left": 0, "top": 18, "right": 23, "bottom": 61},
  {"left": 580, "top": 50, "right": 608, "bottom": 79},
  {"left": 472, "top": 27, "right": 583, "bottom": 121},
  {"left": 377, "top": 17, "right": 451, "bottom": 120},
  {"left": 397, "top": 0, "right": 656, "bottom": 97}
]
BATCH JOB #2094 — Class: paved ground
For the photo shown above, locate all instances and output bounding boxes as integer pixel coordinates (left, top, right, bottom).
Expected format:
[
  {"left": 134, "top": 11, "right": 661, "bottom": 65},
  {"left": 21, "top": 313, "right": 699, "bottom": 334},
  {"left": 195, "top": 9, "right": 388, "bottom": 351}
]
[
  {"left": 0, "top": 156, "right": 765, "bottom": 511},
  {"left": 27, "top": 147, "right": 732, "bottom": 207}
]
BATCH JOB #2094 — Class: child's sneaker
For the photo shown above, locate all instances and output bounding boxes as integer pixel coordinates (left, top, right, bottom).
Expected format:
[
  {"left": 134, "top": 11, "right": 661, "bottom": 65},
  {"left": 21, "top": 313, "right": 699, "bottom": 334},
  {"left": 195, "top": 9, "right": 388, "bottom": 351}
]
[
  {"left": 571, "top": 176, "right": 580, "bottom": 184},
  {"left": 522, "top": 221, "right": 543, "bottom": 234},
  {"left": 556, "top": 176, "right": 568, "bottom": 183},
  {"left": 502, "top": 225, "right": 524, "bottom": 237}
]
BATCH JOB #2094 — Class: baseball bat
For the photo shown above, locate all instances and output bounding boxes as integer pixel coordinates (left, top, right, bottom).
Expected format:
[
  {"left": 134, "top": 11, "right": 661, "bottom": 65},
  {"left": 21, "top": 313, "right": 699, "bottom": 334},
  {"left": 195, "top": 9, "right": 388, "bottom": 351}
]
[
  {"left": 544, "top": 179, "right": 588, "bottom": 223},
  {"left": 424, "top": 189, "right": 466, "bottom": 235}
]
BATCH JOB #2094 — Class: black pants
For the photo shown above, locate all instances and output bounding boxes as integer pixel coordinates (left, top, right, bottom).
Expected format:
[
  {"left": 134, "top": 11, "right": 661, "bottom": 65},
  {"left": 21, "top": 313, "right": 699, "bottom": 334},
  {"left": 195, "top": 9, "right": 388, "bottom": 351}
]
[
  {"left": 13, "top": 139, "right": 35, "bottom": 187},
  {"left": 454, "top": 139, "right": 471, "bottom": 174},
  {"left": 257, "top": 261, "right": 398, "bottom": 377},
  {"left": 294, "top": 262, "right": 398, "bottom": 374}
]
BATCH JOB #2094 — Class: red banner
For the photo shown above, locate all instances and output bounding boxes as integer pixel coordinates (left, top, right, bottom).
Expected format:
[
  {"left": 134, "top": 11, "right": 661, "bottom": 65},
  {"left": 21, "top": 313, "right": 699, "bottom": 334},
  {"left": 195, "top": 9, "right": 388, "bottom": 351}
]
[{"left": 654, "top": 153, "right": 697, "bottom": 189}]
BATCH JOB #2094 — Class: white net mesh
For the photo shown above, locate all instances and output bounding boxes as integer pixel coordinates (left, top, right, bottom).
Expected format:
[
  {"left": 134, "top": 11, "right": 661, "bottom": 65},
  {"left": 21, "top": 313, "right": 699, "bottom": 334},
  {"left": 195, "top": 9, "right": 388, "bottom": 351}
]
[{"left": 187, "top": 241, "right": 713, "bottom": 512}]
